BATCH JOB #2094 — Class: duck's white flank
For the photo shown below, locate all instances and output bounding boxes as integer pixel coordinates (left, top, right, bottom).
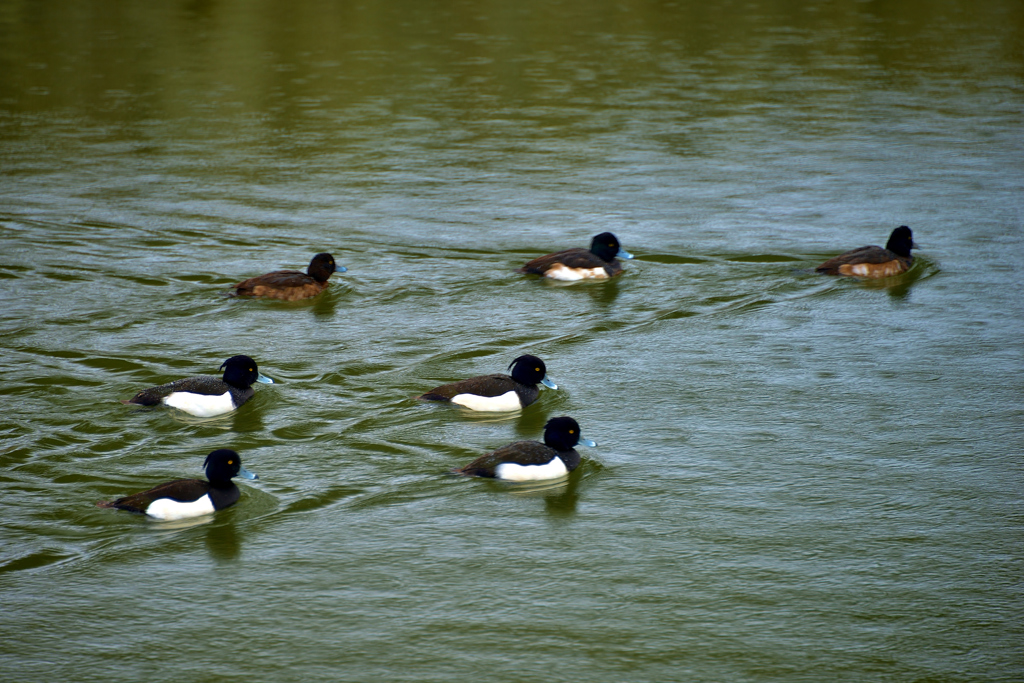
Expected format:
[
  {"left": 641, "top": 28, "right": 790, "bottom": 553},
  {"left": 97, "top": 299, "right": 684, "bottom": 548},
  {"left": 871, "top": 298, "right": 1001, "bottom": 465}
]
[
  {"left": 494, "top": 457, "right": 569, "bottom": 482},
  {"left": 163, "top": 391, "right": 235, "bottom": 417},
  {"left": 145, "top": 494, "right": 216, "bottom": 520},
  {"left": 844, "top": 261, "right": 903, "bottom": 277},
  {"left": 544, "top": 264, "right": 609, "bottom": 281},
  {"left": 451, "top": 390, "right": 522, "bottom": 412}
]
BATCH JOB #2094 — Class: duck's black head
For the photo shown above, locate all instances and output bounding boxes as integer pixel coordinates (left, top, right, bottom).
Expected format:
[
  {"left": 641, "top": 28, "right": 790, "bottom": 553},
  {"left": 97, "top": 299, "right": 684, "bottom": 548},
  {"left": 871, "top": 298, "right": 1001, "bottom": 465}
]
[
  {"left": 588, "top": 232, "right": 623, "bottom": 263},
  {"left": 308, "top": 253, "right": 337, "bottom": 283},
  {"left": 508, "top": 354, "right": 548, "bottom": 386},
  {"left": 220, "top": 355, "right": 263, "bottom": 388},
  {"left": 885, "top": 226, "right": 915, "bottom": 258},
  {"left": 543, "top": 416, "right": 587, "bottom": 451},
  {"left": 203, "top": 448, "right": 258, "bottom": 484}
]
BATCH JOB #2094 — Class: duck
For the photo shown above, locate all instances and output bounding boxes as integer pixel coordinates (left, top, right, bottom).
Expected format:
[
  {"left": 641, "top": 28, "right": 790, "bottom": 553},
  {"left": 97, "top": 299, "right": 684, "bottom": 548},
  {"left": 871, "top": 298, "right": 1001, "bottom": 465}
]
[
  {"left": 453, "top": 416, "right": 596, "bottom": 481},
  {"left": 518, "top": 232, "right": 633, "bottom": 281},
  {"left": 418, "top": 354, "right": 557, "bottom": 412},
  {"left": 121, "top": 355, "right": 273, "bottom": 417},
  {"left": 97, "top": 449, "right": 258, "bottom": 520},
  {"left": 232, "top": 252, "right": 345, "bottom": 300},
  {"left": 816, "top": 226, "right": 916, "bottom": 278}
]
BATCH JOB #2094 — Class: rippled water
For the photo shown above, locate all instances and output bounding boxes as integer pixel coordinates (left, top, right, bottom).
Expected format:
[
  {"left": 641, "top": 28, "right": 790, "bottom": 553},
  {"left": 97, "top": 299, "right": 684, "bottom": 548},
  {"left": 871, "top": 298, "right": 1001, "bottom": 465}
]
[{"left": 1, "top": 1, "right": 1022, "bottom": 681}]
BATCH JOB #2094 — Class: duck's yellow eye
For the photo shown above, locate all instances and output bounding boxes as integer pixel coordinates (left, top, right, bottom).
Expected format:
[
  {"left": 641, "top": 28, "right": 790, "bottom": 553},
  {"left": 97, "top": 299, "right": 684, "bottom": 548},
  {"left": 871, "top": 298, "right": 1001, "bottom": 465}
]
[
  {"left": 535, "top": 367, "right": 541, "bottom": 372},
  {"left": 228, "top": 460, "right": 234, "bottom": 465},
  {"left": 569, "top": 429, "right": 575, "bottom": 434}
]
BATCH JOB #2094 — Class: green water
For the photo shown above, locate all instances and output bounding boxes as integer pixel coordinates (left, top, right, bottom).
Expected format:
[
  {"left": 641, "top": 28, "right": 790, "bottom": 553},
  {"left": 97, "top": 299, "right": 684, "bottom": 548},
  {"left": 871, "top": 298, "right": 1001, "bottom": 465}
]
[{"left": 1, "top": 0, "right": 1022, "bottom": 681}]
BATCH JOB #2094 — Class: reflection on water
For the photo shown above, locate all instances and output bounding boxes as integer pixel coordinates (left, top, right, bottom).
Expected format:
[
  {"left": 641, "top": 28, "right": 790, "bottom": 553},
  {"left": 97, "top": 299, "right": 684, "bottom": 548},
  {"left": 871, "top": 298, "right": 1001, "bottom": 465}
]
[
  {"left": 462, "top": 468, "right": 583, "bottom": 517},
  {"left": 204, "top": 522, "right": 242, "bottom": 563},
  {"left": 310, "top": 290, "right": 339, "bottom": 319},
  {"left": 143, "top": 515, "right": 215, "bottom": 533},
  {"left": 561, "top": 275, "right": 624, "bottom": 310},
  {"left": 541, "top": 471, "right": 585, "bottom": 518},
  {"left": 543, "top": 485, "right": 580, "bottom": 518}
]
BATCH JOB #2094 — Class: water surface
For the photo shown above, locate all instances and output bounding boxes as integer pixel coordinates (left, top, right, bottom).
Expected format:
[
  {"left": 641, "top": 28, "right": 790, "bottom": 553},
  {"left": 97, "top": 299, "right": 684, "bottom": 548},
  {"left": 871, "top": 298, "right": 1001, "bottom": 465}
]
[{"left": 1, "top": 1, "right": 1022, "bottom": 681}]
